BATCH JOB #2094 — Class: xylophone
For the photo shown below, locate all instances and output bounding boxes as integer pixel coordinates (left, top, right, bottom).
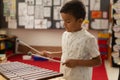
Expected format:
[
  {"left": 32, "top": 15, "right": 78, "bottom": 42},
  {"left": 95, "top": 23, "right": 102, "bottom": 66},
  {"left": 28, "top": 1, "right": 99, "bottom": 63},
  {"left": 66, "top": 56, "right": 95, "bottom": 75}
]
[{"left": 0, "top": 61, "right": 63, "bottom": 80}]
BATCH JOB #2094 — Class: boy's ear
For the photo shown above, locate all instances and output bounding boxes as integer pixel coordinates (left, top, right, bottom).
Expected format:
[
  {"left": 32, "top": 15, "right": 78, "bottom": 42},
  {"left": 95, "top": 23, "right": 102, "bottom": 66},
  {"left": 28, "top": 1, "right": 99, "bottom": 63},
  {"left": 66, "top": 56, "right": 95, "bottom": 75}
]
[{"left": 78, "top": 18, "right": 83, "bottom": 23}]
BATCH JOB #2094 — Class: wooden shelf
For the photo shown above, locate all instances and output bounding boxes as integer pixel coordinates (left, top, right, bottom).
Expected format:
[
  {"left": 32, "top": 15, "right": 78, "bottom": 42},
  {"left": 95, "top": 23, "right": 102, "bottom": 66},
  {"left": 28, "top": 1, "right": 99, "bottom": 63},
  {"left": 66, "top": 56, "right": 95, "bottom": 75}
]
[{"left": 0, "top": 36, "right": 16, "bottom": 41}]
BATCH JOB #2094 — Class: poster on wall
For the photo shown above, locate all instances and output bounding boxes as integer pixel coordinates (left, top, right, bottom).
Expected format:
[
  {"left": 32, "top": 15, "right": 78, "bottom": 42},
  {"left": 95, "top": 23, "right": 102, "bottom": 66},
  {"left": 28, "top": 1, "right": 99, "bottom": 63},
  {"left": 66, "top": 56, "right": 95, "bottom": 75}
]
[
  {"left": 81, "top": 0, "right": 89, "bottom": 5},
  {"left": 91, "top": 11, "right": 102, "bottom": 19},
  {"left": 44, "top": 7, "right": 51, "bottom": 17},
  {"left": 10, "top": 0, "right": 16, "bottom": 18},
  {"left": 53, "top": 0, "right": 61, "bottom": 6},
  {"left": 8, "top": 19, "right": 17, "bottom": 29},
  {"left": 35, "top": 19, "right": 47, "bottom": 29},
  {"left": 90, "top": 0, "right": 100, "bottom": 10},
  {"left": 27, "top": 5, "right": 34, "bottom": 16},
  {"left": 25, "top": 16, "right": 34, "bottom": 29},
  {"left": 35, "top": 0, "right": 43, "bottom": 5},
  {"left": 91, "top": 19, "right": 108, "bottom": 29},
  {"left": 18, "top": 2, "right": 27, "bottom": 26},
  {"left": 43, "top": 0, "right": 52, "bottom": 6},
  {"left": 35, "top": 5, "right": 44, "bottom": 19}
]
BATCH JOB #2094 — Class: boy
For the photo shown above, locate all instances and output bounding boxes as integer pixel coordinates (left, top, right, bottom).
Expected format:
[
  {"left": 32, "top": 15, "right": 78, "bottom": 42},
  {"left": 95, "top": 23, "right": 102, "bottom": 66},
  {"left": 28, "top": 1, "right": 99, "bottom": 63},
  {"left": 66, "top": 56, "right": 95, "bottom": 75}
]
[{"left": 42, "top": 0, "right": 102, "bottom": 80}]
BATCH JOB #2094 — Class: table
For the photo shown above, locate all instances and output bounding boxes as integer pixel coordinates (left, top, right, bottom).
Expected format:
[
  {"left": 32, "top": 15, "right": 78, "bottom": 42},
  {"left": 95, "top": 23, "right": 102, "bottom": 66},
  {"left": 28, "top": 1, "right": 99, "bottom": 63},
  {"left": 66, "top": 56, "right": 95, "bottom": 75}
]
[
  {"left": 111, "top": 52, "right": 120, "bottom": 80},
  {"left": 0, "top": 75, "right": 65, "bottom": 80}
]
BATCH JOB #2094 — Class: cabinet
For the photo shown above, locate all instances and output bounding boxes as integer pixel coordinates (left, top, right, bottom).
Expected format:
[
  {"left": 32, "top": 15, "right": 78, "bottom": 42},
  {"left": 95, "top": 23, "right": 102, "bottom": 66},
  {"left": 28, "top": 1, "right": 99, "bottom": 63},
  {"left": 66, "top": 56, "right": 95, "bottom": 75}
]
[{"left": 0, "top": 35, "right": 17, "bottom": 54}]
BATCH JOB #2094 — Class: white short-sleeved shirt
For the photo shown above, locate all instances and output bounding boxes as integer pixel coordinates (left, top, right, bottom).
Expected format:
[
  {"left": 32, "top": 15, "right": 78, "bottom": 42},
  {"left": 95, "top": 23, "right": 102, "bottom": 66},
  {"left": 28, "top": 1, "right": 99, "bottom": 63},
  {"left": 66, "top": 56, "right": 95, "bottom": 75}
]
[{"left": 60, "top": 29, "right": 100, "bottom": 80}]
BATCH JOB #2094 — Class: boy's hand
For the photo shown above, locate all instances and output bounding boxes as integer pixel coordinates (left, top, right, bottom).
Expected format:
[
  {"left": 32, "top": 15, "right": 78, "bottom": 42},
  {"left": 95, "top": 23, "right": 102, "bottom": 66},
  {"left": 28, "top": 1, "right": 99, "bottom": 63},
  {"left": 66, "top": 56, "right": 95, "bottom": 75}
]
[
  {"left": 62, "top": 59, "right": 78, "bottom": 68},
  {"left": 41, "top": 50, "right": 53, "bottom": 58}
]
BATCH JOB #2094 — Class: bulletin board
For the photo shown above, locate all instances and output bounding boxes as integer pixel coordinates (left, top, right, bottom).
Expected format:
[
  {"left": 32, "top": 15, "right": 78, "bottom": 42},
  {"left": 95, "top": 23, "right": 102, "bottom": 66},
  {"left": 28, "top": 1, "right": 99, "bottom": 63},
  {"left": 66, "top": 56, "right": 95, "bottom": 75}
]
[
  {"left": 0, "top": 0, "right": 110, "bottom": 30},
  {"left": 89, "top": 0, "right": 110, "bottom": 30},
  {"left": 16, "top": 0, "right": 64, "bottom": 29},
  {"left": 0, "top": 0, "right": 90, "bottom": 29}
]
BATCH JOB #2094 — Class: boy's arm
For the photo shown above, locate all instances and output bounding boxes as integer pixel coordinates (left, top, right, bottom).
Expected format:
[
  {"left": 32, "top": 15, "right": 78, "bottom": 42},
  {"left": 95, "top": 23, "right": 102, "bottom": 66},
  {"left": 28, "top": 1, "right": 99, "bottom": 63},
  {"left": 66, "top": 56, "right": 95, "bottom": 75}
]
[
  {"left": 63, "top": 55, "right": 102, "bottom": 68},
  {"left": 41, "top": 51, "right": 62, "bottom": 58},
  {"left": 77, "top": 55, "right": 102, "bottom": 67}
]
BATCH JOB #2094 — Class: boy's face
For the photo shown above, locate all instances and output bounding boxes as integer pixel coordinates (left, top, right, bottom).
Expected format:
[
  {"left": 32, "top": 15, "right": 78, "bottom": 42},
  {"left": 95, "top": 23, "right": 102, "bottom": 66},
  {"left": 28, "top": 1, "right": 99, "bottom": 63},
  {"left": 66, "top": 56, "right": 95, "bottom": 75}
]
[{"left": 61, "top": 13, "right": 83, "bottom": 32}]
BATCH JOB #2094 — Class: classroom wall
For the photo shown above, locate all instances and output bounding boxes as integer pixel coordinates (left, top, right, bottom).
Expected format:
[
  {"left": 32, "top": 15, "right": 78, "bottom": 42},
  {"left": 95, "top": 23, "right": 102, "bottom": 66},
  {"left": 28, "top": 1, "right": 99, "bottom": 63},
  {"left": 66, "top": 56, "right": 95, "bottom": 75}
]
[
  {"left": 7, "top": 29, "right": 64, "bottom": 46},
  {"left": 0, "top": 0, "right": 111, "bottom": 47},
  {"left": 6, "top": 29, "right": 98, "bottom": 47}
]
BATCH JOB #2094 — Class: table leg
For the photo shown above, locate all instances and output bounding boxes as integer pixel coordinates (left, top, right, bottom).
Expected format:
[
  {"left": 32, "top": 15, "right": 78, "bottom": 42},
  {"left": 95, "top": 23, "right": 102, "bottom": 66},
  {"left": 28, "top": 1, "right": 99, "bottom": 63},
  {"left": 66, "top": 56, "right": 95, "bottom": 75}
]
[{"left": 118, "top": 67, "right": 120, "bottom": 80}]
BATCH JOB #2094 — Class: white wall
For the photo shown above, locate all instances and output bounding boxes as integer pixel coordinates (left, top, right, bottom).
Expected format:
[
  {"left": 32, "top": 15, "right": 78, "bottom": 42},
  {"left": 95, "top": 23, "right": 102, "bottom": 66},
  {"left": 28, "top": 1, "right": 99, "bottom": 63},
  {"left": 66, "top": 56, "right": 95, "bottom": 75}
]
[
  {"left": 6, "top": 29, "right": 98, "bottom": 47},
  {"left": 7, "top": 29, "right": 65, "bottom": 46}
]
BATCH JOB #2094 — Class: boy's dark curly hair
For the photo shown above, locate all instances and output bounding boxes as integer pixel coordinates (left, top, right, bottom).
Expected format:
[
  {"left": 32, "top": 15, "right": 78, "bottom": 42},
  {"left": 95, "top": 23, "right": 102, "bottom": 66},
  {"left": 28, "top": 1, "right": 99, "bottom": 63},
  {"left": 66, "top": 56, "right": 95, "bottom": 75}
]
[{"left": 60, "top": 0, "right": 86, "bottom": 20}]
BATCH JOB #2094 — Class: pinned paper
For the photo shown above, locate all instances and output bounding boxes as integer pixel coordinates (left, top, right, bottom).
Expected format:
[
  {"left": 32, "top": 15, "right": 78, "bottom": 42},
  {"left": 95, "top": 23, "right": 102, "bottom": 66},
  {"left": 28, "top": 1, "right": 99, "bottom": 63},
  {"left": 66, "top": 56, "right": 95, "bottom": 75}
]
[
  {"left": 103, "top": 11, "right": 108, "bottom": 18},
  {"left": 44, "top": 7, "right": 51, "bottom": 17},
  {"left": 36, "top": 0, "right": 43, "bottom": 5},
  {"left": 91, "top": 11, "right": 102, "bottom": 19},
  {"left": 35, "top": 19, "right": 47, "bottom": 29},
  {"left": 91, "top": 19, "right": 108, "bottom": 29},
  {"left": 90, "top": 0, "right": 100, "bottom": 10},
  {"left": 8, "top": 19, "right": 17, "bottom": 29},
  {"left": 25, "top": 16, "right": 34, "bottom": 29},
  {"left": 53, "top": 0, "right": 61, "bottom": 6},
  {"left": 43, "top": 0, "right": 52, "bottom": 6},
  {"left": 27, "top": 5, "right": 34, "bottom": 15},
  {"left": 54, "top": 7, "right": 61, "bottom": 20},
  {"left": 35, "top": 5, "right": 44, "bottom": 19}
]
